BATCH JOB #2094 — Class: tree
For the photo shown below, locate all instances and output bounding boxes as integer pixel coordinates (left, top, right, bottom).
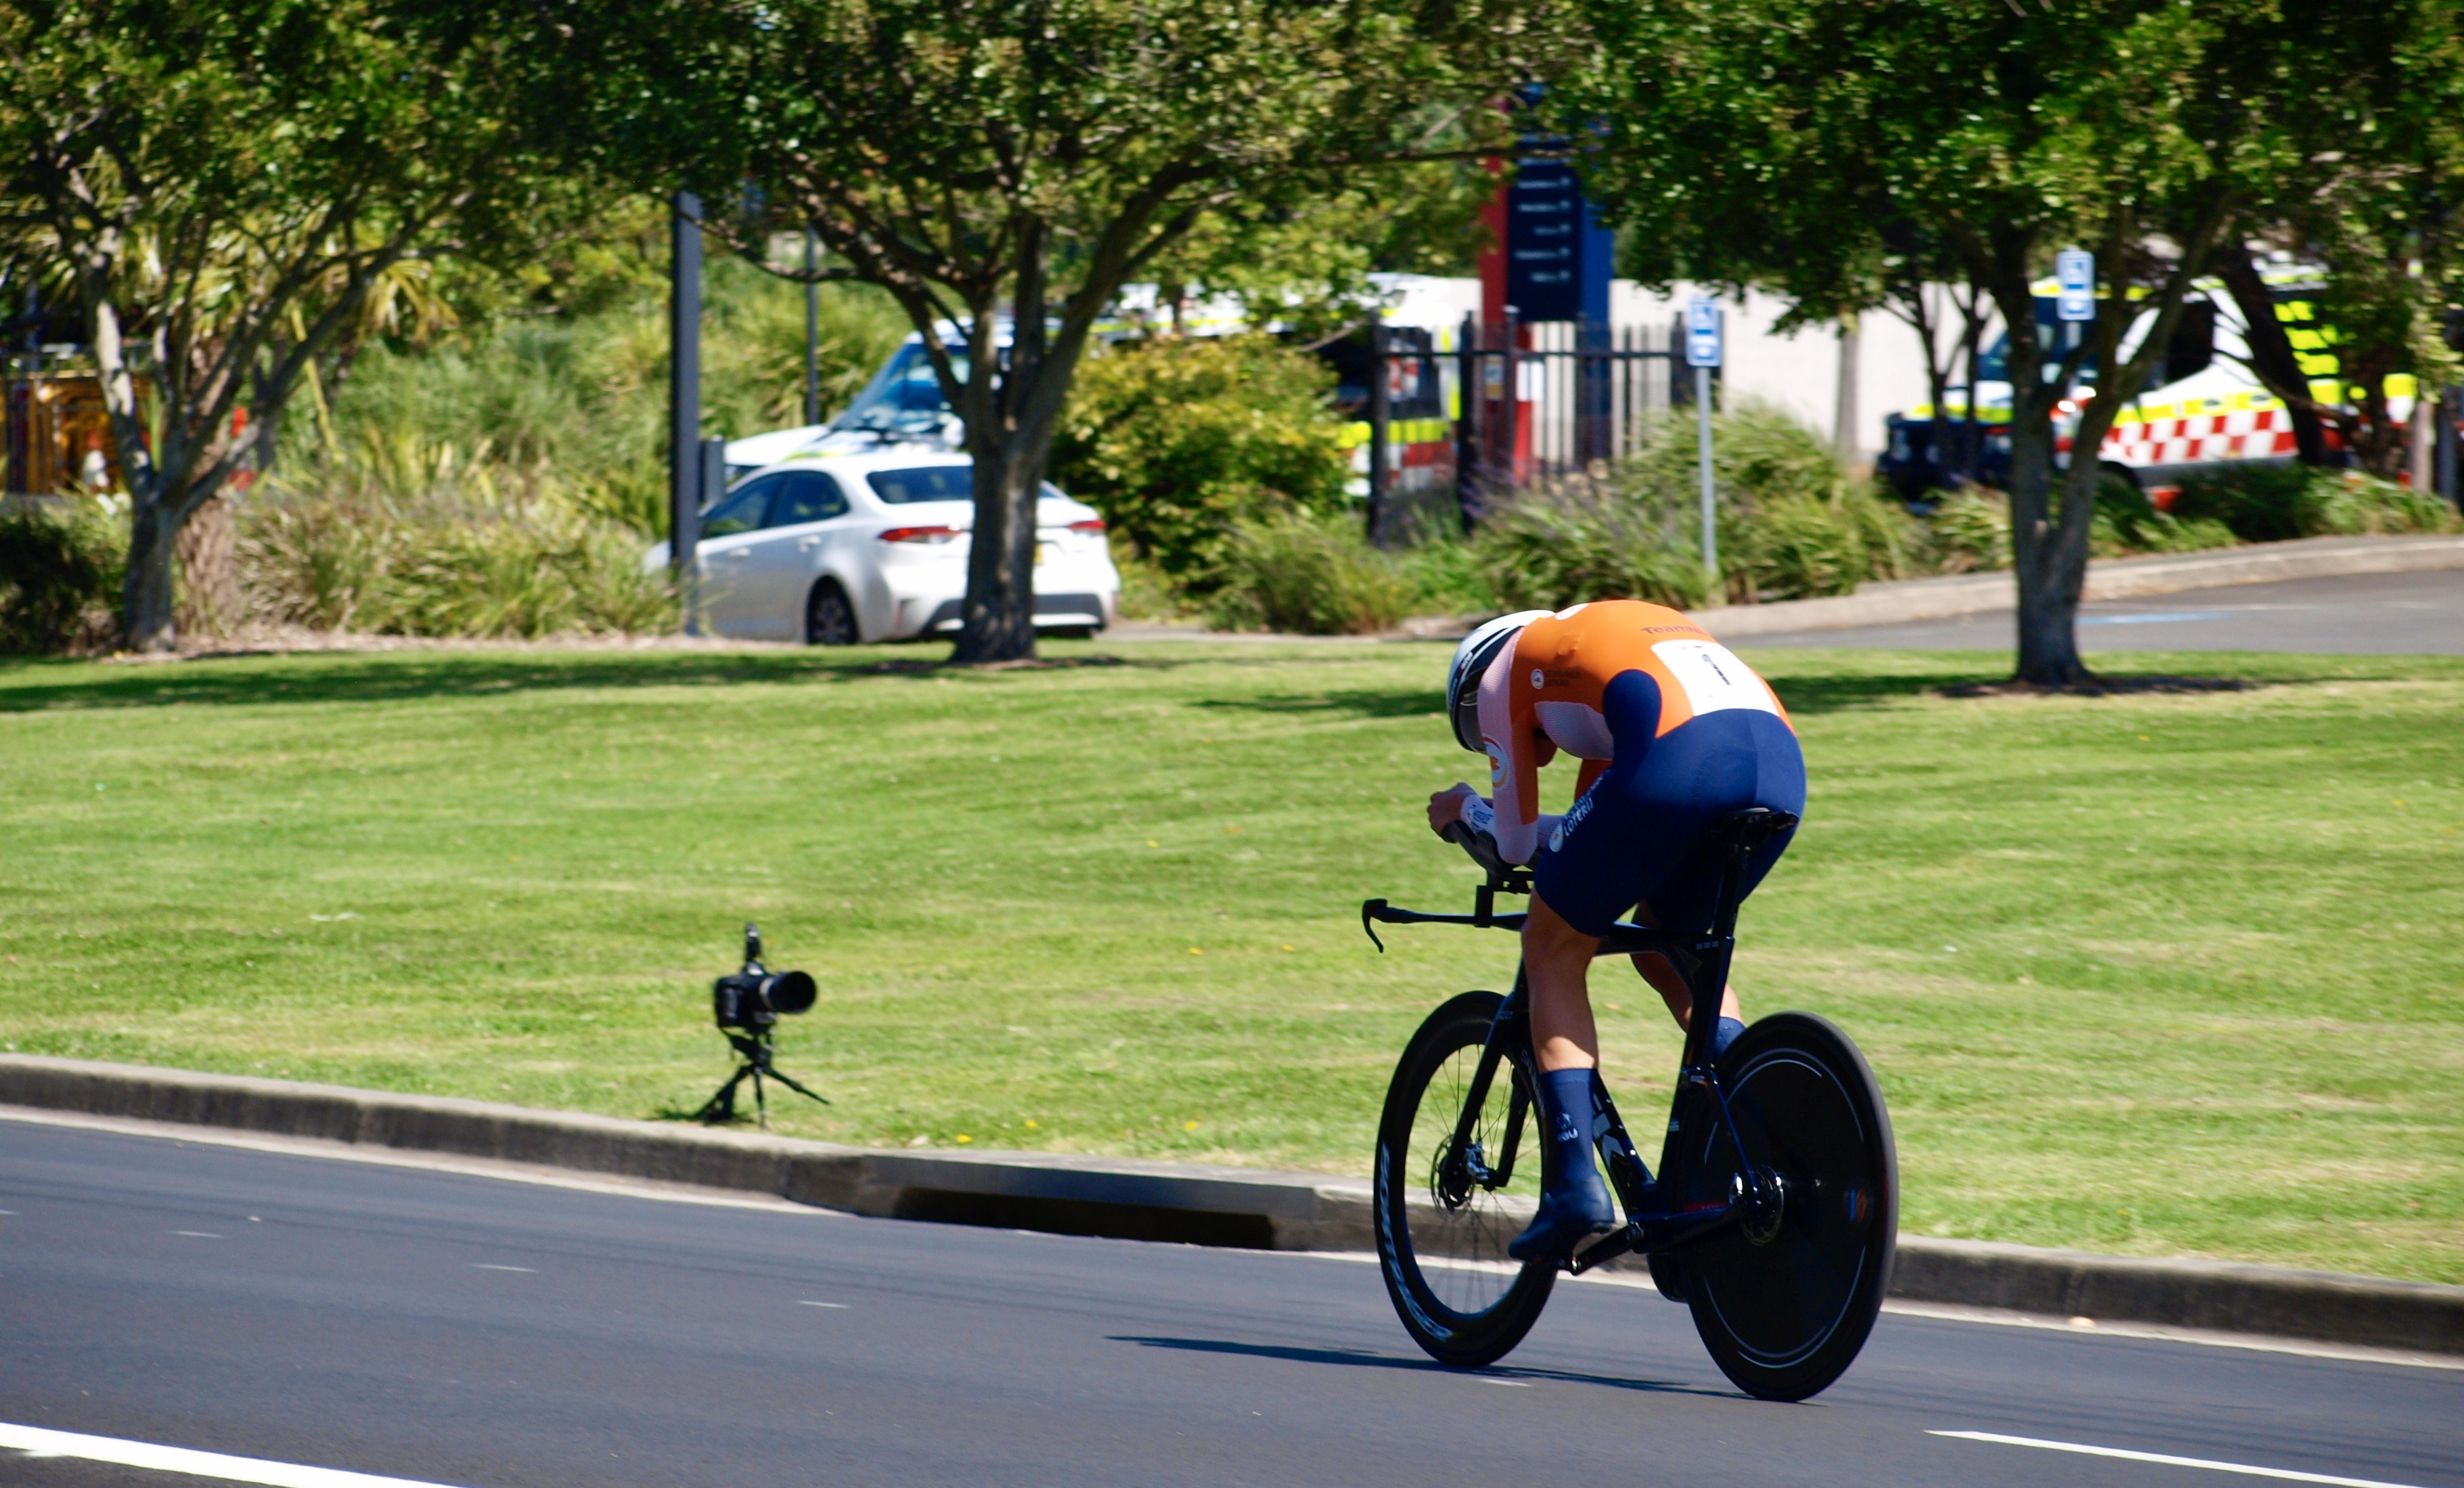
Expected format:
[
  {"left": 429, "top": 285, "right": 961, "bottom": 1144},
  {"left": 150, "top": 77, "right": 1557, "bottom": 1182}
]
[
  {"left": 1560, "top": 0, "right": 2307, "bottom": 683},
  {"left": 0, "top": 0, "right": 591, "bottom": 650},
  {"left": 565, "top": 0, "right": 1577, "bottom": 660},
  {"left": 2210, "top": 3, "right": 2464, "bottom": 478}
]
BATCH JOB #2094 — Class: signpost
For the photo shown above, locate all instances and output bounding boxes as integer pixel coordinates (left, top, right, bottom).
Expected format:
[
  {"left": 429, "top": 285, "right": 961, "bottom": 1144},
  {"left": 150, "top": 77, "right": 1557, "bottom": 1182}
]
[
  {"left": 2055, "top": 247, "right": 2095, "bottom": 324},
  {"left": 669, "top": 191, "right": 704, "bottom": 636},
  {"left": 1685, "top": 296, "right": 1722, "bottom": 584}
]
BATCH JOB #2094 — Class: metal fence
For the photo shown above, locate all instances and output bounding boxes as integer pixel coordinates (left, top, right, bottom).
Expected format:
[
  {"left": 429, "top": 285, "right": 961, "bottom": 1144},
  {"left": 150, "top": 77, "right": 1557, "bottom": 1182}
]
[{"left": 1361, "top": 315, "right": 1711, "bottom": 540}]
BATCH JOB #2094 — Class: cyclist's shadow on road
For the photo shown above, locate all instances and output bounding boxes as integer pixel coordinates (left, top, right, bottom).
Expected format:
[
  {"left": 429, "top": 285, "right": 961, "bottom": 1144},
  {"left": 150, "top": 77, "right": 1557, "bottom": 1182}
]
[{"left": 1110, "top": 1336, "right": 1742, "bottom": 1399}]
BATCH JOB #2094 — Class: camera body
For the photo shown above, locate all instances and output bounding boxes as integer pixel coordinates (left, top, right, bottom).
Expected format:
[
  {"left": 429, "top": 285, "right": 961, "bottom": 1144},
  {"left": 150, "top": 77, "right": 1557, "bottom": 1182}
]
[{"left": 712, "top": 923, "right": 816, "bottom": 1033}]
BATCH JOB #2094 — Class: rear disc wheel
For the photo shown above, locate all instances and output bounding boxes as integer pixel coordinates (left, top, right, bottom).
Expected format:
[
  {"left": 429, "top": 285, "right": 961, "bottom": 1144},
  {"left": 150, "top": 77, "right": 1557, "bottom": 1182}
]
[
  {"left": 1374, "top": 991, "right": 1556, "bottom": 1368},
  {"left": 1678, "top": 1012, "right": 1896, "bottom": 1401}
]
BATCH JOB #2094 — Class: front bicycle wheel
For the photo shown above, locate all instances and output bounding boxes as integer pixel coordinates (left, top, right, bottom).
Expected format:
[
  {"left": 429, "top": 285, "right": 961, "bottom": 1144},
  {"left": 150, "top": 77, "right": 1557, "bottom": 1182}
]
[
  {"left": 1676, "top": 1012, "right": 1896, "bottom": 1401},
  {"left": 1374, "top": 991, "right": 1556, "bottom": 1368}
]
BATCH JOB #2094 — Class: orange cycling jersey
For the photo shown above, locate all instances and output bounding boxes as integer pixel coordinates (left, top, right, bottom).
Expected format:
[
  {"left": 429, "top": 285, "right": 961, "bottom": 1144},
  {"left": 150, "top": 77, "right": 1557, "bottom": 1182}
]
[{"left": 1466, "top": 600, "right": 1794, "bottom": 864}]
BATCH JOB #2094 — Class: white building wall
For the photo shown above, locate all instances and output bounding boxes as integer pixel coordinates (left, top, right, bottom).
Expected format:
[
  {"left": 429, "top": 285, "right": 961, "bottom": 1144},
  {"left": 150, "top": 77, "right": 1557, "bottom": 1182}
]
[{"left": 1610, "top": 282, "right": 1972, "bottom": 465}]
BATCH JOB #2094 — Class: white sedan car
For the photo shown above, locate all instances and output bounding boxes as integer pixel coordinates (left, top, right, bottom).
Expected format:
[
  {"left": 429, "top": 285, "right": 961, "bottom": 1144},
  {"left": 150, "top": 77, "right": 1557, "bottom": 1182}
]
[{"left": 645, "top": 452, "right": 1119, "bottom": 644}]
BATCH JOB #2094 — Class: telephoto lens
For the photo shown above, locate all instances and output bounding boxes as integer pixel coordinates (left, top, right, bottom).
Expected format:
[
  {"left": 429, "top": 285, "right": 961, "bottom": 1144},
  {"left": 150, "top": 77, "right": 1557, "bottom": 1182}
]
[{"left": 711, "top": 923, "right": 817, "bottom": 1031}]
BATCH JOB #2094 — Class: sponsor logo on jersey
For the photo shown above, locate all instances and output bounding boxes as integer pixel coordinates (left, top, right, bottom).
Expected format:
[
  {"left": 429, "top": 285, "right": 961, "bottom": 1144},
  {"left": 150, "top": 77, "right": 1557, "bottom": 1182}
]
[
  {"left": 1484, "top": 739, "right": 1507, "bottom": 788},
  {"left": 1548, "top": 788, "right": 1597, "bottom": 854}
]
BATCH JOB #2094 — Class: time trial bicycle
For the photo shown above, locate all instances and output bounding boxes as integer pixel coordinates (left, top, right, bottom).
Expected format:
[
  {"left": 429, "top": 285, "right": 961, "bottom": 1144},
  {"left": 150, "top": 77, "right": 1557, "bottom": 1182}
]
[{"left": 1361, "top": 808, "right": 1896, "bottom": 1401}]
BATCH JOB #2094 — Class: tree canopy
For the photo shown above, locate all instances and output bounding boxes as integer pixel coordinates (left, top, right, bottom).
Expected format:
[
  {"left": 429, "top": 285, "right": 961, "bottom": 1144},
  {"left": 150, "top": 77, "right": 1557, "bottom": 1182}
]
[
  {"left": 0, "top": 0, "right": 593, "bottom": 649},
  {"left": 558, "top": 0, "right": 1578, "bottom": 658},
  {"left": 1557, "top": 0, "right": 2460, "bottom": 683}
]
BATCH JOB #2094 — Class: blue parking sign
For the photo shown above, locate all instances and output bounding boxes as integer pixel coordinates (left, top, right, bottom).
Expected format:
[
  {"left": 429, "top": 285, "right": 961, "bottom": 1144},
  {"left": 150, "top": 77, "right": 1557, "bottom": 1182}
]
[
  {"left": 2055, "top": 248, "right": 2095, "bottom": 323},
  {"left": 1685, "top": 296, "right": 1722, "bottom": 367}
]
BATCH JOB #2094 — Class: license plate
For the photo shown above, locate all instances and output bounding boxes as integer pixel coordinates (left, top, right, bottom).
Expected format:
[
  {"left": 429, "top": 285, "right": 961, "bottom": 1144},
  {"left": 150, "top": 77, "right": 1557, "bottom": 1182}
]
[{"left": 1035, "top": 543, "right": 1053, "bottom": 566}]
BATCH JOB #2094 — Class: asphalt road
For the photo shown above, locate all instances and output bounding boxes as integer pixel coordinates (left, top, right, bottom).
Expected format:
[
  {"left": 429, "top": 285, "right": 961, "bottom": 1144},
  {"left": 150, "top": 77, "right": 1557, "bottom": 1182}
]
[
  {"left": 1748, "top": 568, "right": 2464, "bottom": 653},
  {"left": 2, "top": 1119, "right": 2457, "bottom": 1488}
]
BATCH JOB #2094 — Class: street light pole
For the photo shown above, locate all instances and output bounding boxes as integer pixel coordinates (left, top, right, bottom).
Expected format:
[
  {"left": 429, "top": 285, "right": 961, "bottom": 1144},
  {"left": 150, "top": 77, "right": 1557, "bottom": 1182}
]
[
  {"left": 803, "top": 227, "right": 820, "bottom": 428},
  {"left": 670, "top": 191, "right": 704, "bottom": 636}
]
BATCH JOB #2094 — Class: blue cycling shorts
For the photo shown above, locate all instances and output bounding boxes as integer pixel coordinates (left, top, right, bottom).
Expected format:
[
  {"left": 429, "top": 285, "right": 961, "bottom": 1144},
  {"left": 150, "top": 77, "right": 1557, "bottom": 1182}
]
[{"left": 1531, "top": 669, "right": 1806, "bottom": 938}]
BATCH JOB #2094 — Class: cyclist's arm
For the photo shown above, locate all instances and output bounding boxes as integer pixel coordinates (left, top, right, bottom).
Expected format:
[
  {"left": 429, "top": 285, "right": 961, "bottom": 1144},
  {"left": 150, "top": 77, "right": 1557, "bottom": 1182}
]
[{"left": 1474, "top": 642, "right": 1558, "bottom": 864}]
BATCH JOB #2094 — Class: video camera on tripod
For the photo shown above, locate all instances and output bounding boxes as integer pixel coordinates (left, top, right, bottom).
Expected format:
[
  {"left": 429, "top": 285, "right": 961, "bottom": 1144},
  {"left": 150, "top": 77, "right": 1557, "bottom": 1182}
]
[{"left": 692, "top": 923, "right": 828, "bottom": 1127}]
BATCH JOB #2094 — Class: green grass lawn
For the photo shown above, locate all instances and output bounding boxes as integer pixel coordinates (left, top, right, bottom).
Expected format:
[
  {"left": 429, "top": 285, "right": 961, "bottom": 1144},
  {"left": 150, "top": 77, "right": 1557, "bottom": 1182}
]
[{"left": 1, "top": 640, "right": 2458, "bottom": 1283}]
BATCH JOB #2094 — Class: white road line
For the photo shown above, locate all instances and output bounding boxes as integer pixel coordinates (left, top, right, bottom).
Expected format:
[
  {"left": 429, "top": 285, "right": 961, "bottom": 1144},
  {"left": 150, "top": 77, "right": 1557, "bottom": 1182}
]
[
  {"left": 1930, "top": 1430, "right": 2432, "bottom": 1487},
  {"left": 174, "top": 1231, "right": 224, "bottom": 1239},
  {"left": 470, "top": 1264, "right": 534, "bottom": 1273},
  {"left": 797, "top": 1301, "right": 848, "bottom": 1309},
  {"left": 0, "top": 1421, "right": 472, "bottom": 1488}
]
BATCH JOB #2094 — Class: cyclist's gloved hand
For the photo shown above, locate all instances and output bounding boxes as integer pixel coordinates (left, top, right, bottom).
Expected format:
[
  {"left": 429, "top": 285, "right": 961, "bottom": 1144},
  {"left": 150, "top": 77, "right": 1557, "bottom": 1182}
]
[{"left": 1426, "top": 782, "right": 1480, "bottom": 836}]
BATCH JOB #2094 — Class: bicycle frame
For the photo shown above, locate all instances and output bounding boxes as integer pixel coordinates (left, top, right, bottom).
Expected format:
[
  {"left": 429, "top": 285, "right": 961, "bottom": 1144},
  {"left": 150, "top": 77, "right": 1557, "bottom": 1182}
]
[{"left": 1361, "top": 809, "right": 1797, "bottom": 1273}]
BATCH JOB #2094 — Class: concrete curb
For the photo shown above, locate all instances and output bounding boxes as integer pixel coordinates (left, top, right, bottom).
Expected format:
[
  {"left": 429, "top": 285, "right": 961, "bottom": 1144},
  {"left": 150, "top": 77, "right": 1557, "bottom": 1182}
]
[
  {"left": 1693, "top": 533, "right": 2464, "bottom": 639},
  {"left": 3, "top": 1054, "right": 2457, "bottom": 1357}
]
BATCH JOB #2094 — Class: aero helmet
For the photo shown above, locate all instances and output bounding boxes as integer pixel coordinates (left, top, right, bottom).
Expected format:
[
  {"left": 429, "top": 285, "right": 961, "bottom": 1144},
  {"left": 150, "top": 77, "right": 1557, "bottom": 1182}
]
[{"left": 1447, "top": 610, "right": 1552, "bottom": 752}]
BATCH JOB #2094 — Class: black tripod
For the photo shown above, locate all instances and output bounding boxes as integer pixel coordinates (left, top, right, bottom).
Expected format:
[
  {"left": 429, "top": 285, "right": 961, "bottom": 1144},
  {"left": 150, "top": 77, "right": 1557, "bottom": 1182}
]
[{"left": 694, "top": 1027, "right": 828, "bottom": 1128}]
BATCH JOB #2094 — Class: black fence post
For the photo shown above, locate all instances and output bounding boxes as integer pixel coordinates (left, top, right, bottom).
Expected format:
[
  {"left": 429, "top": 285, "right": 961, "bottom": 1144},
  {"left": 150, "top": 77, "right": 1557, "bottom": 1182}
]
[
  {"left": 1367, "top": 317, "right": 1391, "bottom": 544},
  {"left": 669, "top": 190, "right": 704, "bottom": 635},
  {"left": 1455, "top": 314, "right": 1479, "bottom": 531},
  {"left": 1499, "top": 313, "right": 1521, "bottom": 492},
  {"left": 2440, "top": 386, "right": 2461, "bottom": 509}
]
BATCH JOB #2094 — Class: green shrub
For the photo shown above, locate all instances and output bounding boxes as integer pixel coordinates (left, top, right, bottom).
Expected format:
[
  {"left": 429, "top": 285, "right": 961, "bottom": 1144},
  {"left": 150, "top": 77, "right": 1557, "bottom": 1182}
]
[
  {"left": 1050, "top": 335, "right": 1351, "bottom": 586},
  {"left": 1471, "top": 403, "right": 1917, "bottom": 609},
  {"left": 1471, "top": 470, "right": 1712, "bottom": 611},
  {"left": 1391, "top": 523, "right": 1500, "bottom": 616},
  {"left": 241, "top": 430, "right": 675, "bottom": 638},
  {"left": 1921, "top": 489, "right": 2013, "bottom": 572},
  {"left": 2092, "top": 474, "right": 2239, "bottom": 557},
  {"left": 1206, "top": 509, "right": 1410, "bottom": 635},
  {"left": 2292, "top": 470, "right": 2461, "bottom": 537},
  {"left": 0, "top": 500, "right": 123, "bottom": 653},
  {"left": 2172, "top": 463, "right": 2461, "bottom": 543}
]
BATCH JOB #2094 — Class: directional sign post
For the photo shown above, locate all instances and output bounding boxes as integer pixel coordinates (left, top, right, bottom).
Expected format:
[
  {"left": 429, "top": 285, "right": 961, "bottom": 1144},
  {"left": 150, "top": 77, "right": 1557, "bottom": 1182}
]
[{"left": 1685, "top": 296, "right": 1723, "bottom": 583}]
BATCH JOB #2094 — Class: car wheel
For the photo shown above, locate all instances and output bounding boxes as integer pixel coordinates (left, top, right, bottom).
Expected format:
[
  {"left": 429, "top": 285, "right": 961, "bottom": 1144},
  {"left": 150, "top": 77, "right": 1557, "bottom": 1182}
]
[{"left": 805, "top": 581, "right": 858, "bottom": 646}]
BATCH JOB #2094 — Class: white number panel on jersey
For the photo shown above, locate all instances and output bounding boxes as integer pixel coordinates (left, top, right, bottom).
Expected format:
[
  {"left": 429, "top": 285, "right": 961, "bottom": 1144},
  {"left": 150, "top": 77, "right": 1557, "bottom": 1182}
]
[{"left": 1651, "top": 639, "right": 1780, "bottom": 718}]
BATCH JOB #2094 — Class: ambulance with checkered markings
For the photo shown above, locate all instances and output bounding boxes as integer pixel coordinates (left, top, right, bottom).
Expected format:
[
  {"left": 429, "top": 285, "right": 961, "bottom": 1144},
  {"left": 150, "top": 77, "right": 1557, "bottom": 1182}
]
[{"left": 1880, "top": 267, "right": 2425, "bottom": 507}]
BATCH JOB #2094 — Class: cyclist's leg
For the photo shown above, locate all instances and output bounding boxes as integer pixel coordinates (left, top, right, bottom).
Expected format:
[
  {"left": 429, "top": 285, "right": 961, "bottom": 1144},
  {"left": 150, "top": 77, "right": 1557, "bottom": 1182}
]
[
  {"left": 1522, "top": 897, "right": 1600, "bottom": 1073},
  {"left": 1508, "top": 895, "right": 1618, "bottom": 1261}
]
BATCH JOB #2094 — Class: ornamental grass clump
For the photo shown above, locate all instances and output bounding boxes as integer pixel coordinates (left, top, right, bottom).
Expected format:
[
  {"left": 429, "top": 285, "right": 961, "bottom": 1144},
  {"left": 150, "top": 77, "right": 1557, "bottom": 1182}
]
[
  {"left": 239, "top": 428, "right": 673, "bottom": 638},
  {"left": 1473, "top": 401, "right": 1918, "bottom": 609},
  {"left": 1207, "top": 508, "right": 1412, "bottom": 635}
]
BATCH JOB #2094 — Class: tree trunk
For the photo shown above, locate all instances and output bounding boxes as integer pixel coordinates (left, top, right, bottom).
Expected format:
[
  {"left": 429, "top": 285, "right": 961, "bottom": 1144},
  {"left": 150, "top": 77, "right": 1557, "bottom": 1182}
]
[
  {"left": 123, "top": 499, "right": 180, "bottom": 653},
  {"left": 2216, "top": 246, "right": 2328, "bottom": 464},
  {"left": 175, "top": 495, "right": 242, "bottom": 638},
  {"left": 952, "top": 433, "right": 1044, "bottom": 662},
  {"left": 2006, "top": 413, "right": 2089, "bottom": 684}
]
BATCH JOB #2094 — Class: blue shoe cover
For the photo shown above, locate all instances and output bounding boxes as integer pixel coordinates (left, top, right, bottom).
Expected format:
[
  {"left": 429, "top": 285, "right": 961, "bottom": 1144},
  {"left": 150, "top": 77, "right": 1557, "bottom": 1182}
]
[{"left": 1508, "top": 1068, "right": 1619, "bottom": 1262}]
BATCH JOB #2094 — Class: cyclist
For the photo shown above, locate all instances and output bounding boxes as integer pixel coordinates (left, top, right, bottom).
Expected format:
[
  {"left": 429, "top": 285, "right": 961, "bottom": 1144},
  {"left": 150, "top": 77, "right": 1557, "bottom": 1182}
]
[{"left": 1427, "top": 601, "right": 1804, "bottom": 1261}]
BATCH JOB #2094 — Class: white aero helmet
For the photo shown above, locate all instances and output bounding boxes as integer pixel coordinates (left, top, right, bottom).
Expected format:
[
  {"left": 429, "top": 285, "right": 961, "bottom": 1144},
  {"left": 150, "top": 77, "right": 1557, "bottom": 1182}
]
[{"left": 1448, "top": 610, "right": 1552, "bottom": 752}]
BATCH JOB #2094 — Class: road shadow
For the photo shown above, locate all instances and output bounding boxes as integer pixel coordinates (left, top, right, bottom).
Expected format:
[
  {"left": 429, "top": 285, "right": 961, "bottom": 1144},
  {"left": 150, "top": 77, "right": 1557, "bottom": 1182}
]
[
  {"left": 1110, "top": 1335, "right": 1737, "bottom": 1399},
  {"left": 0, "top": 648, "right": 1182, "bottom": 713}
]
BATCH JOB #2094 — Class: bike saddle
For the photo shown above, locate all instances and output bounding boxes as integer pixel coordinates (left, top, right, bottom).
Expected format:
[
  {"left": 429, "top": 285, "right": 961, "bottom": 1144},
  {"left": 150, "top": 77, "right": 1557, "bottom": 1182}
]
[{"left": 1713, "top": 807, "right": 1800, "bottom": 848}]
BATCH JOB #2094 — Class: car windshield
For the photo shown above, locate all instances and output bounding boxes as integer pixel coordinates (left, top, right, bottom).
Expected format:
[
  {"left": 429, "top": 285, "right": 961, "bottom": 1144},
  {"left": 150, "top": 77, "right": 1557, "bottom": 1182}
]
[
  {"left": 868, "top": 466, "right": 975, "bottom": 503},
  {"left": 835, "top": 343, "right": 967, "bottom": 436}
]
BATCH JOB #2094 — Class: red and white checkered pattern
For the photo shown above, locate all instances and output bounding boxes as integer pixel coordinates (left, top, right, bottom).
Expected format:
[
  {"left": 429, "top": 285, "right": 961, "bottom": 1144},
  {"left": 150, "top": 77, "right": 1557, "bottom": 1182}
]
[{"left": 2097, "top": 407, "right": 2339, "bottom": 468}]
